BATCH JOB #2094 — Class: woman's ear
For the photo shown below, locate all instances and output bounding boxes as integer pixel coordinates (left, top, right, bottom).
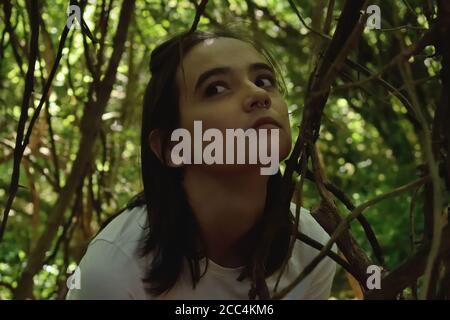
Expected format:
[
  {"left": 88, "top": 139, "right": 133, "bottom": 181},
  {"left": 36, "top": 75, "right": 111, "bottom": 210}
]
[{"left": 148, "top": 129, "right": 182, "bottom": 168}]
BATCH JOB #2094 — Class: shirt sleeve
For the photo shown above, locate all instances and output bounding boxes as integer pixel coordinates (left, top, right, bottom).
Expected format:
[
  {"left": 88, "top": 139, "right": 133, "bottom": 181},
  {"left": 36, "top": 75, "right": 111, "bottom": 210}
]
[
  {"left": 305, "top": 253, "right": 337, "bottom": 299},
  {"left": 65, "top": 239, "right": 146, "bottom": 300}
]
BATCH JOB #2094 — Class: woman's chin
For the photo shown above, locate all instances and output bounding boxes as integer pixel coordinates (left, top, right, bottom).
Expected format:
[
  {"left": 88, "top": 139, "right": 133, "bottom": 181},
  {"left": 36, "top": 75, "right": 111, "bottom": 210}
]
[{"left": 194, "top": 163, "right": 279, "bottom": 176}]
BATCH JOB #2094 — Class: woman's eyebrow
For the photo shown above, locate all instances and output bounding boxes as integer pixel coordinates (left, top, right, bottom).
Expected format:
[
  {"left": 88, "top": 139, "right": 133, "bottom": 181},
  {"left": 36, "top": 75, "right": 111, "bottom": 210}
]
[{"left": 194, "top": 62, "right": 275, "bottom": 92}]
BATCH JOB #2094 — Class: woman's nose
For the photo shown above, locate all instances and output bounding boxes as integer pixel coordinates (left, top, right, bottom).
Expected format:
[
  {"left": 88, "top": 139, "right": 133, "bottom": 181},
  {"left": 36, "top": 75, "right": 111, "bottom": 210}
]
[{"left": 243, "top": 83, "right": 272, "bottom": 112}]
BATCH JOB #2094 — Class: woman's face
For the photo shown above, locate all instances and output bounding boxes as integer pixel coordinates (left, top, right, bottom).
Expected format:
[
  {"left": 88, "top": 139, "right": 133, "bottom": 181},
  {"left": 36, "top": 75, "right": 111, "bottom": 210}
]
[{"left": 175, "top": 37, "right": 292, "bottom": 172}]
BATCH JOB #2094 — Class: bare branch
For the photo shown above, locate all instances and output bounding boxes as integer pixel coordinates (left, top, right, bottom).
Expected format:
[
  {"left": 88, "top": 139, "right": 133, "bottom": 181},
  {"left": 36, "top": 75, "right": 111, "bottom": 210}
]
[
  {"left": 13, "top": 0, "right": 136, "bottom": 299},
  {"left": 0, "top": 0, "right": 39, "bottom": 242},
  {"left": 273, "top": 176, "right": 429, "bottom": 299}
]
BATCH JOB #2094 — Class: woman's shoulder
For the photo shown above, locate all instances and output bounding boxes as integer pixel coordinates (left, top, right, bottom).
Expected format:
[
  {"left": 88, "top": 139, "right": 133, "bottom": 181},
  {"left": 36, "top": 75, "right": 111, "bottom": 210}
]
[
  {"left": 80, "top": 203, "right": 149, "bottom": 282},
  {"left": 92, "top": 204, "right": 148, "bottom": 247},
  {"left": 66, "top": 205, "right": 149, "bottom": 299},
  {"left": 272, "top": 203, "right": 337, "bottom": 299}
]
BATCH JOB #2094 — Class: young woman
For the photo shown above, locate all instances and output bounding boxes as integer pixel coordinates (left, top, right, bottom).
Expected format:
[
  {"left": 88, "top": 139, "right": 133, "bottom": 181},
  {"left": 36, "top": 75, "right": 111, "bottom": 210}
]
[{"left": 66, "top": 29, "right": 336, "bottom": 300}]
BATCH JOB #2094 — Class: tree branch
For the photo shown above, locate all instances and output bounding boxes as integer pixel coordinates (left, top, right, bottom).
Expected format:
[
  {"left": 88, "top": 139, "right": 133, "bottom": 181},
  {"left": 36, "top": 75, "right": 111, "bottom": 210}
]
[
  {"left": 0, "top": 0, "right": 39, "bottom": 242},
  {"left": 273, "top": 176, "right": 428, "bottom": 299},
  {"left": 13, "top": 0, "right": 136, "bottom": 299}
]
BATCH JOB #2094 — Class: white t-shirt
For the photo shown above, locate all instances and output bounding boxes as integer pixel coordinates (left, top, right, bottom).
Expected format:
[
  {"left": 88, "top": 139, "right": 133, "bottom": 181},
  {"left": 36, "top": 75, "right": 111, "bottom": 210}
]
[{"left": 66, "top": 203, "right": 336, "bottom": 300}]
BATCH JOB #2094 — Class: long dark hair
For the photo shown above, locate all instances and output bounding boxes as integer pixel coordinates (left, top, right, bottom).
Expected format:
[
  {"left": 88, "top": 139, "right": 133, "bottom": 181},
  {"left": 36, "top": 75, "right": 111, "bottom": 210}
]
[{"left": 134, "top": 27, "right": 293, "bottom": 299}]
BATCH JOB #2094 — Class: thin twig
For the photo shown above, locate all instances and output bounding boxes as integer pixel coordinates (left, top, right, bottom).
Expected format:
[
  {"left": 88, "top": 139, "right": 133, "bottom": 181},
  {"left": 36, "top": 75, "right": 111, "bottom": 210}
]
[
  {"left": 187, "top": 0, "right": 209, "bottom": 34},
  {"left": 344, "top": 59, "right": 421, "bottom": 128},
  {"left": 402, "top": 0, "right": 419, "bottom": 18},
  {"left": 365, "top": 224, "right": 450, "bottom": 300},
  {"left": 37, "top": 52, "right": 61, "bottom": 191},
  {"left": 2, "top": 0, "right": 25, "bottom": 77},
  {"left": 296, "top": 231, "right": 365, "bottom": 283},
  {"left": 304, "top": 169, "right": 385, "bottom": 266},
  {"left": 311, "top": 25, "right": 438, "bottom": 98},
  {"left": 379, "top": 25, "right": 427, "bottom": 32},
  {"left": 272, "top": 176, "right": 429, "bottom": 299},
  {"left": 0, "top": 0, "right": 40, "bottom": 242}
]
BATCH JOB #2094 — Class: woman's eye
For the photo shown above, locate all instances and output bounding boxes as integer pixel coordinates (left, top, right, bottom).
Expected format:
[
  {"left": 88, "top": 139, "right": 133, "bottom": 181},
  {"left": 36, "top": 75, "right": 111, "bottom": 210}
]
[
  {"left": 204, "top": 82, "right": 228, "bottom": 97},
  {"left": 256, "top": 75, "right": 275, "bottom": 88}
]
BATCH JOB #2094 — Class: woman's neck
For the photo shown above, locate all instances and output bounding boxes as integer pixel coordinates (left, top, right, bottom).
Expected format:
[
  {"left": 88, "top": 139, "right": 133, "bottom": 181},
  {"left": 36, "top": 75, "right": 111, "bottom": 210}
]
[{"left": 183, "top": 167, "right": 269, "bottom": 268}]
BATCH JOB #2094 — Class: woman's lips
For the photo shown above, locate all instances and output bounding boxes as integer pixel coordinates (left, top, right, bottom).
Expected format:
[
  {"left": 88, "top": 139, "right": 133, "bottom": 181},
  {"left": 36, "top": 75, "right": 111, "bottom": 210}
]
[
  {"left": 251, "top": 117, "right": 281, "bottom": 130},
  {"left": 253, "top": 123, "right": 280, "bottom": 130}
]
